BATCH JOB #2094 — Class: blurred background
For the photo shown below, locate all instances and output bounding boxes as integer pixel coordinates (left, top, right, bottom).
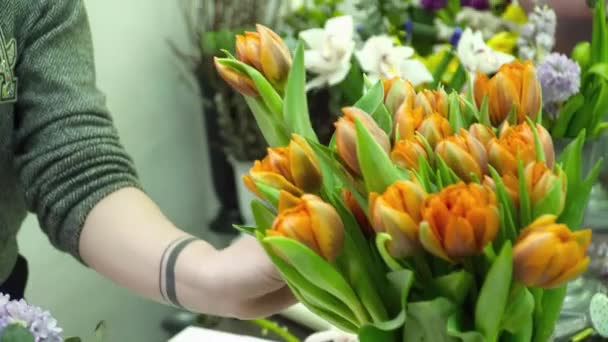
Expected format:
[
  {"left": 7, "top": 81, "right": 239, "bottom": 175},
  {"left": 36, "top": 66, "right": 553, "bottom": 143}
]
[{"left": 15, "top": 0, "right": 597, "bottom": 341}]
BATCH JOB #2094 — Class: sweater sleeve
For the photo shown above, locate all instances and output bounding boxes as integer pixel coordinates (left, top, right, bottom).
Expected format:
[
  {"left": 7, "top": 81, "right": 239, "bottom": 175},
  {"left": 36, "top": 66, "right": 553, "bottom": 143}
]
[{"left": 13, "top": 0, "right": 141, "bottom": 260}]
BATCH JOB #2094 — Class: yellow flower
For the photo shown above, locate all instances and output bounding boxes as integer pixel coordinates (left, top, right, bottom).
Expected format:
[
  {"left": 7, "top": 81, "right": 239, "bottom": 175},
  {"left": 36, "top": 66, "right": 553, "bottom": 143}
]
[
  {"left": 502, "top": 3, "right": 528, "bottom": 25},
  {"left": 270, "top": 193, "right": 344, "bottom": 262},
  {"left": 487, "top": 32, "right": 518, "bottom": 55},
  {"left": 513, "top": 215, "right": 591, "bottom": 289},
  {"left": 420, "top": 182, "right": 499, "bottom": 261},
  {"left": 369, "top": 181, "right": 426, "bottom": 258}
]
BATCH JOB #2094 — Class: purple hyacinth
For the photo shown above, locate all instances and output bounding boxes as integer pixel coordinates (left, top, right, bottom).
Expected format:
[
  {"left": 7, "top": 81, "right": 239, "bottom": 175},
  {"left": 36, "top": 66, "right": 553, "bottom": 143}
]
[
  {"left": 0, "top": 294, "right": 63, "bottom": 342},
  {"left": 421, "top": 0, "right": 447, "bottom": 10},
  {"left": 460, "top": 0, "right": 490, "bottom": 10},
  {"left": 537, "top": 53, "right": 581, "bottom": 106}
]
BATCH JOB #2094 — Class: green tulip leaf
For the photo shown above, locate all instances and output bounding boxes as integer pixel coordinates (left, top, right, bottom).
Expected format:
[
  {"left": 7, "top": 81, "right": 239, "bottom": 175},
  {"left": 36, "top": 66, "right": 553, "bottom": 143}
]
[
  {"left": 447, "top": 313, "right": 485, "bottom": 342},
  {"left": 232, "top": 224, "right": 257, "bottom": 235},
  {"left": 475, "top": 242, "right": 513, "bottom": 342},
  {"left": 430, "top": 50, "right": 453, "bottom": 89},
  {"left": 590, "top": 0, "right": 608, "bottom": 65},
  {"left": 404, "top": 298, "right": 458, "bottom": 342},
  {"left": 479, "top": 96, "right": 491, "bottom": 126},
  {"left": 372, "top": 104, "right": 393, "bottom": 136},
  {"left": 434, "top": 271, "right": 473, "bottom": 305},
  {"left": 533, "top": 286, "right": 567, "bottom": 342},
  {"left": 337, "top": 58, "right": 364, "bottom": 104},
  {"left": 264, "top": 236, "right": 369, "bottom": 324},
  {"left": 252, "top": 182, "right": 280, "bottom": 208},
  {"left": 284, "top": 43, "right": 318, "bottom": 143},
  {"left": 218, "top": 59, "right": 284, "bottom": 121},
  {"left": 517, "top": 159, "right": 532, "bottom": 226},
  {"left": 449, "top": 63, "right": 467, "bottom": 95},
  {"left": 531, "top": 166, "right": 566, "bottom": 218},
  {"left": 244, "top": 96, "right": 290, "bottom": 147},
  {"left": 489, "top": 166, "right": 517, "bottom": 239},
  {"left": 0, "top": 324, "right": 34, "bottom": 342},
  {"left": 354, "top": 80, "right": 383, "bottom": 114},
  {"left": 589, "top": 81, "right": 608, "bottom": 136},
  {"left": 550, "top": 93, "right": 584, "bottom": 138},
  {"left": 525, "top": 118, "right": 546, "bottom": 163},
  {"left": 507, "top": 319, "right": 533, "bottom": 342},
  {"left": 460, "top": 97, "right": 480, "bottom": 122},
  {"left": 251, "top": 199, "right": 276, "bottom": 232},
  {"left": 448, "top": 91, "right": 466, "bottom": 132},
  {"left": 355, "top": 118, "right": 400, "bottom": 193},
  {"left": 501, "top": 284, "right": 535, "bottom": 333},
  {"left": 587, "top": 63, "right": 608, "bottom": 82}
]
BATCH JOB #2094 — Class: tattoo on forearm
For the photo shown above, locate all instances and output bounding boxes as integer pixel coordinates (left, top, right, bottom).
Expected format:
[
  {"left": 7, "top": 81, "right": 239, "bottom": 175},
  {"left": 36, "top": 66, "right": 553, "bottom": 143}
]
[{"left": 159, "top": 236, "right": 197, "bottom": 307}]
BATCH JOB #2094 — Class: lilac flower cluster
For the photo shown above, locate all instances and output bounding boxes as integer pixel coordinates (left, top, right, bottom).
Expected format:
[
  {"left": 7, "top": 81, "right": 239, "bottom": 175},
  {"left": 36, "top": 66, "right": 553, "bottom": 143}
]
[
  {"left": 460, "top": 0, "right": 490, "bottom": 10},
  {"left": 537, "top": 53, "right": 581, "bottom": 116},
  {"left": 0, "top": 294, "right": 63, "bottom": 342},
  {"left": 420, "top": 0, "right": 447, "bottom": 10},
  {"left": 517, "top": 6, "right": 557, "bottom": 62}
]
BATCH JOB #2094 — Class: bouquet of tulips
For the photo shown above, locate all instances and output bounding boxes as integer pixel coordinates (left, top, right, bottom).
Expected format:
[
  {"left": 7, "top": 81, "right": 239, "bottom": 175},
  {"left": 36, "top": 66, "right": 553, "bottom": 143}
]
[{"left": 214, "top": 23, "right": 603, "bottom": 341}]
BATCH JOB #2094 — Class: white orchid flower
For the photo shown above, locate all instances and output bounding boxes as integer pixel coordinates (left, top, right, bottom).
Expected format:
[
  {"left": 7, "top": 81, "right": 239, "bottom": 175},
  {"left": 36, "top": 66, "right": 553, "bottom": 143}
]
[
  {"left": 300, "top": 16, "right": 356, "bottom": 91},
  {"left": 356, "top": 35, "right": 433, "bottom": 86},
  {"left": 305, "top": 329, "right": 358, "bottom": 342},
  {"left": 456, "top": 28, "right": 515, "bottom": 74}
]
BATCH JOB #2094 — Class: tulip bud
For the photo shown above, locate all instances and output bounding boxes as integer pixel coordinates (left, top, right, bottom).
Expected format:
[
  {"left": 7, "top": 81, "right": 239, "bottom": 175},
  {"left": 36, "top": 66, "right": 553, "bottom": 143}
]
[
  {"left": 394, "top": 104, "right": 424, "bottom": 140},
  {"left": 420, "top": 182, "right": 499, "bottom": 261},
  {"left": 342, "top": 189, "right": 373, "bottom": 238},
  {"left": 436, "top": 130, "right": 488, "bottom": 182},
  {"left": 468, "top": 123, "right": 496, "bottom": 148},
  {"left": 244, "top": 134, "right": 322, "bottom": 199},
  {"left": 383, "top": 77, "right": 416, "bottom": 116},
  {"left": 335, "top": 107, "right": 391, "bottom": 175},
  {"left": 391, "top": 135, "right": 429, "bottom": 171},
  {"left": 474, "top": 60, "right": 541, "bottom": 126},
  {"left": 416, "top": 89, "right": 448, "bottom": 117},
  {"left": 269, "top": 193, "right": 344, "bottom": 261},
  {"left": 525, "top": 162, "right": 567, "bottom": 218},
  {"left": 369, "top": 181, "right": 426, "bottom": 258},
  {"left": 417, "top": 113, "right": 453, "bottom": 148},
  {"left": 483, "top": 173, "right": 520, "bottom": 207},
  {"left": 214, "top": 57, "right": 259, "bottom": 97},
  {"left": 235, "top": 25, "right": 292, "bottom": 85},
  {"left": 513, "top": 215, "right": 591, "bottom": 288}
]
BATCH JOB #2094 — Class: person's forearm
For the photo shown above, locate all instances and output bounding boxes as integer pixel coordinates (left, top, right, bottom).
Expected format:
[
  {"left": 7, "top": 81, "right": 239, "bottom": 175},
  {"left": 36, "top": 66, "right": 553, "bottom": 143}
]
[{"left": 78, "top": 187, "right": 218, "bottom": 312}]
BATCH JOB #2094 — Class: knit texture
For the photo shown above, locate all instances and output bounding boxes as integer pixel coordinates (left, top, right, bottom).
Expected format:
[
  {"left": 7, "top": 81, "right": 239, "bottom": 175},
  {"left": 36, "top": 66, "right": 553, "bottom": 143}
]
[{"left": 0, "top": 0, "right": 141, "bottom": 283}]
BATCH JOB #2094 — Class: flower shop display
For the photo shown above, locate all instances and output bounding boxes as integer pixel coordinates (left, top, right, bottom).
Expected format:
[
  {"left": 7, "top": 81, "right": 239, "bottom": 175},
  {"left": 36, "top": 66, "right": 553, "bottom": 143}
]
[{"left": 214, "top": 19, "right": 605, "bottom": 341}]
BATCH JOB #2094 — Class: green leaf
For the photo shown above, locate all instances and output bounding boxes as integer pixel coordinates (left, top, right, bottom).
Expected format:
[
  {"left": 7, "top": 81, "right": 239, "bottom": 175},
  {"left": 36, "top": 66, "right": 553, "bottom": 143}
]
[
  {"left": 65, "top": 338, "right": 82, "bottom": 342},
  {"left": 354, "top": 81, "right": 384, "bottom": 115},
  {"left": 489, "top": 166, "right": 517, "bottom": 239},
  {"left": 355, "top": 118, "right": 400, "bottom": 193},
  {"left": 404, "top": 298, "right": 458, "bottom": 342},
  {"left": 1, "top": 324, "right": 34, "bottom": 342},
  {"left": 218, "top": 59, "right": 284, "bottom": 120},
  {"left": 338, "top": 58, "right": 365, "bottom": 103},
  {"left": 437, "top": 156, "right": 461, "bottom": 186},
  {"left": 448, "top": 91, "right": 466, "bottom": 132},
  {"left": 559, "top": 158, "right": 603, "bottom": 228},
  {"left": 531, "top": 166, "right": 566, "bottom": 218},
  {"left": 517, "top": 159, "right": 532, "bottom": 226},
  {"left": 244, "top": 96, "right": 289, "bottom": 147},
  {"left": 479, "top": 96, "right": 491, "bottom": 126},
  {"left": 501, "top": 285, "right": 534, "bottom": 333},
  {"left": 372, "top": 104, "right": 393, "bottom": 136},
  {"left": 533, "top": 286, "right": 567, "bottom": 342},
  {"left": 251, "top": 199, "right": 276, "bottom": 231},
  {"left": 590, "top": 0, "right": 608, "bottom": 65},
  {"left": 550, "top": 93, "right": 584, "bottom": 138},
  {"left": 253, "top": 182, "right": 280, "bottom": 208},
  {"left": 447, "top": 313, "right": 485, "bottom": 342},
  {"left": 430, "top": 49, "right": 454, "bottom": 89},
  {"left": 508, "top": 319, "right": 533, "bottom": 342},
  {"left": 461, "top": 97, "right": 481, "bottom": 122},
  {"left": 283, "top": 43, "right": 318, "bottom": 142},
  {"left": 264, "top": 236, "right": 369, "bottom": 324},
  {"left": 525, "top": 117, "right": 546, "bottom": 163},
  {"left": 232, "top": 224, "right": 257, "bottom": 235},
  {"left": 434, "top": 271, "right": 473, "bottom": 305},
  {"left": 587, "top": 63, "right": 608, "bottom": 82},
  {"left": 475, "top": 242, "right": 513, "bottom": 342},
  {"left": 589, "top": 81, "right": 608, "bottom": 136},
  {"left": 95, "top": 320, "right": 107, "bottom": 342},
  {"left": 448, "top": 62, "right": 467, "bottom": 93}
]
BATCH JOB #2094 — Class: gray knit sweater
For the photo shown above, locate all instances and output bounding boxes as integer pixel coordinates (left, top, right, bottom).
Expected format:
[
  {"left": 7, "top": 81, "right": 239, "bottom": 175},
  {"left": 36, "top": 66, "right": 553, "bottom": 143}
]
[{"left": 0, "top": 0, "right": 140, "bottom": 283}]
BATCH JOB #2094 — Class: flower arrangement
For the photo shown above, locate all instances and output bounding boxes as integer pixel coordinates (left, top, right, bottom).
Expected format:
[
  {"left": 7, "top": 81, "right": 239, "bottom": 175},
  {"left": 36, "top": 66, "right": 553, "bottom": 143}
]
[
  {"left": 0, "top": 293, "right": 63, "bottom": 342},
  {"left": 215, "top": 19, "right": 604, "bottom": 342}
]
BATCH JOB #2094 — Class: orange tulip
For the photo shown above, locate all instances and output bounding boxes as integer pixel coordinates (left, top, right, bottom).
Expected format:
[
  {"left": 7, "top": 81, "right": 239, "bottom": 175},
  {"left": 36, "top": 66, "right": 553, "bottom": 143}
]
[
  {"left": 513, "top": 215, "right": 591, "bottom": 288},
  {"left": 269, "top": 193, "right": 344, "bottom": 261},
  {"left": 235, "top": 24, "right": 292, "bottom": 85},
  {"left": 474, "top": 60, "right": 541, "bottom": 126},
  {"left": 214, "top": 57, "right": 259, "bottom": 97},
  {"left": 525, "top": 162, "right": 567, "bottom": 218},
  {"left": 394, "top": 104, "right": 424, "bottom": 140},
  {"left": 468, "top": 123, "right": 496, "bottom": 148},
  {"left": 391, "top": 135, "right": 429, "bottom": 171},
  {"left": 383, "top": 77, "right": 416, "bottom": 116},
  {"left": 335, "top": 107, "right": 391, "bottom": 175},
  {"left": 417, "top": 113, "right": 453, "bottom": 148},
  {"left": 369, "top": 181, "right": 426, "bottom": 258},
  {"left": 420, "top": 182, "right": 499, "bottom": 261},
  {"left": 342, "top": 189, "right": 373, "bottom": 238},
  {"left": 244, "top": 134, "right": 322, "bottom": 198},
  {"left": 483, "top": 173, "right": 520, "bottom": 208},
  {"left": 488, "top": 122, "right": 554, "bottom": 176},
  {"left": 416, "top": 89, "right": 448, "bottom": 117},
  {"left": 435, "top": 129, "right": 488, "bottom": 182}
]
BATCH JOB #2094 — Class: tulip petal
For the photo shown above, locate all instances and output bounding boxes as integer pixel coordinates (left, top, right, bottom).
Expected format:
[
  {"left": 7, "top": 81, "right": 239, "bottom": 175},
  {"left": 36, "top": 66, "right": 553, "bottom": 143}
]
[
  {"left": 520, "top": 63, "right": 541, "bottom": 121},
  {"left": 278, "top": 191, "right": 303, "bottom": 212},
  {"left": 467, "top": 207, "right": 499, "bottom": 249},
  {"left": 250, "top": 171, "right": 303, "bottom": 197},
  {"left": 513, "top": 231, "right": 556, "bottom": 286},
  {"left": 308, "top": 196, "right": 345, "bottom": 261},
  {"left": 544, "top": 257, "right": 590, "bottom": 289},
  {"left": 257, "top": 24, "right": 291, "bottom": 83},
  {"left": 419, "top": 221, "right": 451, "bottom": 262},
  {"left": 335, "top": 117, "right": 360, "bottom": 174},
  {"left": 445, "top": 217, "right": 477, "bottom": 258},
  {"left": 474, "top": 73, "right": 489, "bottom": 108},
  {"left": 289, "top": 135, "right": 322, "bottom": 193},
  {"left": 378, "top": 205, "right": 420, "bottom": 258},
  {"left": 489, "top": 72, "right": 518, "bottom": 126}
]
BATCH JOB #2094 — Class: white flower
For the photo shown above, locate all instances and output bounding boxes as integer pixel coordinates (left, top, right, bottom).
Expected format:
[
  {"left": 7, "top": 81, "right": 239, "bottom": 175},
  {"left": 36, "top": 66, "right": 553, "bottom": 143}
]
[
  {"left": 355, "top": 35, "right": 433, "bottom": 86},
  {"left": 300, "top": 16, "right": 356, "bottom": 91},
  {"left": 456, "top": 28, "right": 515, "bottom": 74},
  {"left": 305, "top": 329, "right": 358, "bottom": 342}
]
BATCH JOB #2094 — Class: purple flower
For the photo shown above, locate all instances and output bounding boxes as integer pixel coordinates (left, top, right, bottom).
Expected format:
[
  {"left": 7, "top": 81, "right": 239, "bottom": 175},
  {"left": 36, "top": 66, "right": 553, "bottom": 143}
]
[
  {"left": 460, "top": 0, "right": 490, "bottom": 10},
  {"left": 537, "top": 53, "right": 581, "bottom": 105},
  {"left": 450, "top": 27, "right": 463, "bottom": 46},
  {"left": 421, "top": 0, "right": 447, "bottom": 10},
  {"left": 0, "top": 294, "right": 63, "bottom": 342}
]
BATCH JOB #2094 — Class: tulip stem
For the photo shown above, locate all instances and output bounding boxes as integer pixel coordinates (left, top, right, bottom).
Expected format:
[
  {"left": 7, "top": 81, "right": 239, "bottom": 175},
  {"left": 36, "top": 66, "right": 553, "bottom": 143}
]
[
  {"left": 375, "top": 233, "right": 403, "bottom": 272},
  {"left": 462, "top": 258, "right": 479, "bottom": 302},
  {"left": 412, "top": 255, "right": 434, "bottom": 286}
]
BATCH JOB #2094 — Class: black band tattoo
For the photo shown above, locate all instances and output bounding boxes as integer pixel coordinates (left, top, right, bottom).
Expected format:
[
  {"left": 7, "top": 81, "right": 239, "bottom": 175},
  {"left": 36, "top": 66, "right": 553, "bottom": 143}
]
[{"left": 159, "top": 236, "right": 197, "bottom": 307}]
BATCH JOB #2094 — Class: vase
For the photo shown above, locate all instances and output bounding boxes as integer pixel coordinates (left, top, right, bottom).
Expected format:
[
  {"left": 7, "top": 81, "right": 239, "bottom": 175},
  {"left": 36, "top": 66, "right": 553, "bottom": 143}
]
[{"left": 229, "top": 159, "right": 256, "bottom": 226}]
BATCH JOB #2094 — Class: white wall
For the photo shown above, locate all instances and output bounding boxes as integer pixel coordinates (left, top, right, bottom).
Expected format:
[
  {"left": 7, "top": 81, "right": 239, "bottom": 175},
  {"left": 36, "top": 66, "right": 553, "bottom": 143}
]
[{"left": 17, "top": 1, "right": 217, "bottom": 341}]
